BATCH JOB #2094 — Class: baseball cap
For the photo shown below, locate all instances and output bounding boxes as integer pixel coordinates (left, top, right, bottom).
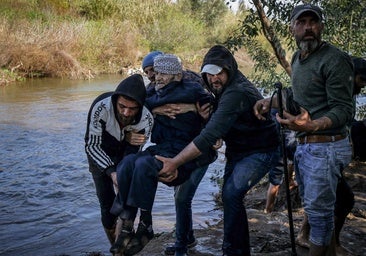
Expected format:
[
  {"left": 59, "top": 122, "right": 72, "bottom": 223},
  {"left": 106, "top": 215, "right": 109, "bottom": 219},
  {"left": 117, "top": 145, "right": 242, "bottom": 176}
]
[
  {"left": 290, "top": 4, "right": 323, "bottom": 22},
  {"left": 201, "top": 64, "right": 223, "bottom": 75}
]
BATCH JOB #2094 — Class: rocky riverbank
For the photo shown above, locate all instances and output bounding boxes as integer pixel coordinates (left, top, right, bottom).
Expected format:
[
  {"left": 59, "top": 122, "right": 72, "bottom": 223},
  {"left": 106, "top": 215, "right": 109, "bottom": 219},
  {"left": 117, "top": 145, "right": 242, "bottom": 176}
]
[{"left": 84, "top": 159, "right": 366, "bottom": 256}]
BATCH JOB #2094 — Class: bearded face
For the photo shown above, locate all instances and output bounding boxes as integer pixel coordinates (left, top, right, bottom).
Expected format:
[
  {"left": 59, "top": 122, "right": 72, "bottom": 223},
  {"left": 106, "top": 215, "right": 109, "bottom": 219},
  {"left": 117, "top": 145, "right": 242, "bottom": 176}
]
[
  {"left": 291, "top": 13, "right": 324, "bottom": 55},
  {"left": 295, "top": 30, "right": 321, "bottom": 53}
]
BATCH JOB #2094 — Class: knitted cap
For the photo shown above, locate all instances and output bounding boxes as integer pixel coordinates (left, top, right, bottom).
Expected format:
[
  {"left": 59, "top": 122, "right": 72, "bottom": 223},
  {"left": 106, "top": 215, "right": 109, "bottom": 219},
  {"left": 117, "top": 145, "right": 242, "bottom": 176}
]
[
  {"left": 153, "top": 54, "right": 183, "bottom": 75},
  {"left": 142, "top": 51, "right": 163, "bottom": 70}
]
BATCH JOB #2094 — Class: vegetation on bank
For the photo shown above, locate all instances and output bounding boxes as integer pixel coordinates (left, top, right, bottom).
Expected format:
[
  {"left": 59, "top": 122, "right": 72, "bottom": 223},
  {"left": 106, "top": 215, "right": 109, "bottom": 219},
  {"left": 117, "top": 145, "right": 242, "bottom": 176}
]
[
  {"left": 1, "top": 0, "right": 365, "bottom": 100},
  {"left": 0, "top": 0, "right": 249, "bottom": 86}
]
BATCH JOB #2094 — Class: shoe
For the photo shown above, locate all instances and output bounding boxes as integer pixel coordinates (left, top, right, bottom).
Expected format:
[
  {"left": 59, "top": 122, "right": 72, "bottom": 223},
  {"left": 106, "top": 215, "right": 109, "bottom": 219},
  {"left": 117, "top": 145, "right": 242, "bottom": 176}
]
[
  {"left": 124, "top": 221, "right": 154, "bottom": 255},
  {"left": 110, "top": 220, "right": 134, "bottom": 254},
  {"left": 174, "top": 247, "right": 188, "bottom": 256},
  {"left": 174, "top": 251, "right": 188, "bottom": 256},
  {"left": 164, "top": 238, "right": 197, "bottom": 255}
]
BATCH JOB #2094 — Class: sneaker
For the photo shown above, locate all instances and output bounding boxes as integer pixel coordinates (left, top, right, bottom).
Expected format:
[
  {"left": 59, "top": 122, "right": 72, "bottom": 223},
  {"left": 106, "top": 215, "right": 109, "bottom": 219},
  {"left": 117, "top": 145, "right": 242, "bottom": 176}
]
[
  {"left": 164, "top": 238, "right": 197, "bottom": 255},
  {"left": 124, "top": 221, "right": 154, "bottom": 255},
  {"left": 110, "top": 220, "right": 134, "bottom": 254}
]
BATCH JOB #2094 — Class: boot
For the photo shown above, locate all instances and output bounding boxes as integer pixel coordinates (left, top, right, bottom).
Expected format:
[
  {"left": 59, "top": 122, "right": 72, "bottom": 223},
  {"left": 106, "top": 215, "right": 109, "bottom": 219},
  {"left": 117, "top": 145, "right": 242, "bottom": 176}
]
[
  {"left": 296, "top": 214, "right": 310, "bottom": 248},
  {"left": 308, "top": 231, "right": 337, "bottom": 256},
  {"left": 110, "top": 219, "right": 134, "bottom": 254},
  {"left": 309, "top": 242, "right": 328, "bottom": 256},
  {"left": 104, "top": 227, "right": 116, "bottom": 245}
]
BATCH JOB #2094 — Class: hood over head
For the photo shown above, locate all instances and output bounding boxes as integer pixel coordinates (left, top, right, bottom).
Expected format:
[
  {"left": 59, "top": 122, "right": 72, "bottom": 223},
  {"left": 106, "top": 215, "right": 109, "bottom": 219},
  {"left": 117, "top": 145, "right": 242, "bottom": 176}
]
[
  {"left": 200, "top": 45, "right": 238, "bottom": 90},
  {"left": 112, "top": 74, "right": 146, "bottom": 107},
  {"left": 111, "top": 74, "right": 146, "bottom": 124}
]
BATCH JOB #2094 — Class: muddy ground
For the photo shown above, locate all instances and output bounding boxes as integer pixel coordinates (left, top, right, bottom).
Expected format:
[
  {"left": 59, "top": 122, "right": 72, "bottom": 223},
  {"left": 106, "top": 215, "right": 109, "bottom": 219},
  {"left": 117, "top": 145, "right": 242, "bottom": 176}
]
[{"left": 88, "top": 160, "right": 366, "bottom": 256}]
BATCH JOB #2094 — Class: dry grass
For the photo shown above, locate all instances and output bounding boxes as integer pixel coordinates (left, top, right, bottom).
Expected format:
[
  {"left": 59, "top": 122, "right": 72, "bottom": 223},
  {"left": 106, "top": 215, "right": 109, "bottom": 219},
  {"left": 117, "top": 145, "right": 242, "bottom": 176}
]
[{"left": 0, "top": 18, "right": 146, "bottom": 81}]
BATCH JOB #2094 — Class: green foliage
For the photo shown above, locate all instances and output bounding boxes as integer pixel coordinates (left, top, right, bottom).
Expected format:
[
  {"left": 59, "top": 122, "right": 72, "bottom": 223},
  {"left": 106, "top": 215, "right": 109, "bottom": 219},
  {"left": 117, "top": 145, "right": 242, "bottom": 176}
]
[
  {"left": 225, "top": 0, "right": 366, "bottom": 90},
  {"left": 78, "top": 0, "right": 121, "bottom": 20},
  {"left": 177, "top": 0, "right": 228, "bottom": 27}
]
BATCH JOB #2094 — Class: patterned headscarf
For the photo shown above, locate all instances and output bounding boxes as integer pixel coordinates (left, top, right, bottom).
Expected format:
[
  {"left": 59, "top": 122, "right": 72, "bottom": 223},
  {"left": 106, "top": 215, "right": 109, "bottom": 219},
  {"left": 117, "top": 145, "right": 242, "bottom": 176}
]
[{"left": 153, "top": 54, "right": 182, "bottom": 75}]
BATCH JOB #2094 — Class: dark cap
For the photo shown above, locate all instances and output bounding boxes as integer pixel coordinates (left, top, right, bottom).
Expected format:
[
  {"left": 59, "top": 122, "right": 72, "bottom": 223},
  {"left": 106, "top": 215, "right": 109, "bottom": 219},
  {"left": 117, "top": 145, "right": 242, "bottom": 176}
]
[{"left": 290, "top": 4, "right": 323, "bottom": 22}]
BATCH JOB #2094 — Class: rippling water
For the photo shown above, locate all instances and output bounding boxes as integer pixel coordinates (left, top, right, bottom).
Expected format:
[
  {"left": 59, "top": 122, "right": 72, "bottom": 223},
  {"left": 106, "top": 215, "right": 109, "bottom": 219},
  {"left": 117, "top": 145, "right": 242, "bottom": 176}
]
[{"left": 0, "top": 75, "right": 224, "bottom": 255}]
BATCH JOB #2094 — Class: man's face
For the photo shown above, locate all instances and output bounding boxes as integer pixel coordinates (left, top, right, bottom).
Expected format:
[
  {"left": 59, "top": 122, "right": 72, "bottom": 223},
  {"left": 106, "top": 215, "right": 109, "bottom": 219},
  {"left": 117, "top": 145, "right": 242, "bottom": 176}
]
[
  {"left": 206, "top": 69, "right": 228, "bottom": 95},
  {"left": 291, "top": 13, "right": 324, "bottom": 53},
  {"left": 155, "top": 72, "right": 176, "bottom": 88},
  {"left": 116, "top": 95, "right": 140, "bottom": 127},
  {"left": 144, "top": 66, "right": 156, "bottom": 83}
]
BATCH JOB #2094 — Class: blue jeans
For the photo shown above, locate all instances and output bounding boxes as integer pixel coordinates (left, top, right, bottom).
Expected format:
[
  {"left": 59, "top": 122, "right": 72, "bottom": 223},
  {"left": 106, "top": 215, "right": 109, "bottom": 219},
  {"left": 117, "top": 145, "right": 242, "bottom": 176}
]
[
  {"left": 174, "top": 165, "right": 208, "bottom": 252},
  {"left": 222, "top": 150, "right": 279, "bottom": 256},
  {"left": 294, "top": 137, "right": 352, "bottom": 246}
]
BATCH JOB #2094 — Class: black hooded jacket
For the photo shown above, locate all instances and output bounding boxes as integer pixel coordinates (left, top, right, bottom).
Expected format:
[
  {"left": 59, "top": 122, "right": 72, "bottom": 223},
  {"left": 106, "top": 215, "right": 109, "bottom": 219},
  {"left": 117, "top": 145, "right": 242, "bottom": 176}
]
[
  {"left": 194, "top": 45, "right": 279, "bottom": 160},
  {"left": 85, "top": 74, "right": 154, "bottom": 174}
]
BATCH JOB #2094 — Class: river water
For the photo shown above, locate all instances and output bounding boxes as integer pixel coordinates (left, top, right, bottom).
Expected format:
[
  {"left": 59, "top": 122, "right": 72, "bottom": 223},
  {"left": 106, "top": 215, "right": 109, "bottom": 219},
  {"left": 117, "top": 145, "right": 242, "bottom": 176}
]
[{"left": 0, "top": 75, "right": 225, "bottom": 256}]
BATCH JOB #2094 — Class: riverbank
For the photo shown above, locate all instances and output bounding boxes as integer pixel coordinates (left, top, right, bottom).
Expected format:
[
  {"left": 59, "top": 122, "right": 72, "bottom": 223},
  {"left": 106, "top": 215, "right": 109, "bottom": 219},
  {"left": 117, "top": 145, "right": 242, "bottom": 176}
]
[{"left": 83, "top": 159, "right": 366, "bottom": 256}]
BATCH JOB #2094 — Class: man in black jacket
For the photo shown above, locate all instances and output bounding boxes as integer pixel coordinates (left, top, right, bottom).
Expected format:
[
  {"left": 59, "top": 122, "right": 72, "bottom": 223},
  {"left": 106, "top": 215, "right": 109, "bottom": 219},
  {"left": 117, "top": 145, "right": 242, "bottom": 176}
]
[
  {"left": 157, "top": 45, "right": 280, "bottom": 256},
  {"left": 85, "top": 74, "right": 154, "bottom": 254}
]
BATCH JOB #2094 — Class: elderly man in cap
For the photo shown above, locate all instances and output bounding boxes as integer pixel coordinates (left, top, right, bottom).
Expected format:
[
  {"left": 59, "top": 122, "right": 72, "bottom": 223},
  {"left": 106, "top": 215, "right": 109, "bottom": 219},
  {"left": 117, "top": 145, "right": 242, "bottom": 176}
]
[
  {"left": 141, "top": 51, "right": 217, "bottom": 255},
  {"left": 156, "top": 45, "right": 280, "bottom": 256},
  {"left": 109, "top": 53, "right": 216, "bottom": 256},
  {"left": 254, "top": 4, "right": 354, "bottom": 255}
]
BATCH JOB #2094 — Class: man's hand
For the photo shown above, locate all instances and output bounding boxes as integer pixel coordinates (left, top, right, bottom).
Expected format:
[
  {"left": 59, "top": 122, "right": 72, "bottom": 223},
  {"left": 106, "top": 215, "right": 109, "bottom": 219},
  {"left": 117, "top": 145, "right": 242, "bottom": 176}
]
[
  {"left": 155, "top": 155, "right": 179, "bottom": 183},
  {"left": 125, "top": 131, "right": 147, "bottom": 146},
  {"left": 110, "top": 172, "right": 118, "bottom": 192},
  {"left": 276, "top": 107, "right": 331, "bottom": 132},
  {"left": 196, "top": 102, "right": 212, "bottom": 122},
  {"left": 152, "top": 103, "right": 196, "bottom": 119},
  {"left": 213, "top": 138, "right": 223, "bottom": 150},
  {"left": 253, "top": 98, "right": 272, "bottom": 120}
]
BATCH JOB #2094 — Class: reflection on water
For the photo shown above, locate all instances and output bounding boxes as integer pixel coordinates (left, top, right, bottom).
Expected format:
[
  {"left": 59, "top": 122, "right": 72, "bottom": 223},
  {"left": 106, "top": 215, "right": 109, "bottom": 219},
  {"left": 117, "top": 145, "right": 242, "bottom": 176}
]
[{"left": 0, "top": 75, "right": 224, "bottom": 256}]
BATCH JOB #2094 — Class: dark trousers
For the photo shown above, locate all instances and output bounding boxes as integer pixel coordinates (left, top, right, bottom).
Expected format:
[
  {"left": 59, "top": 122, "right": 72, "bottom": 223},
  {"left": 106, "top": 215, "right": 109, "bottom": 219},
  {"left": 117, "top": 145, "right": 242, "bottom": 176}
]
[
  {"left": 88, "top": 157, "right": 118, "bottom": 229},
  {"left": 351, "top": 120, "right": 366, "bottom": 160}
]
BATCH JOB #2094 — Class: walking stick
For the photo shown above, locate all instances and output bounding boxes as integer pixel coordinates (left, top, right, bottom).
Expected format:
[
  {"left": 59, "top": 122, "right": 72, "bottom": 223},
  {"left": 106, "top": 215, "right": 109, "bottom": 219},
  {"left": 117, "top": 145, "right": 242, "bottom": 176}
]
[{"left": 274, "top": 82, "right": 297, "bottom": 256}]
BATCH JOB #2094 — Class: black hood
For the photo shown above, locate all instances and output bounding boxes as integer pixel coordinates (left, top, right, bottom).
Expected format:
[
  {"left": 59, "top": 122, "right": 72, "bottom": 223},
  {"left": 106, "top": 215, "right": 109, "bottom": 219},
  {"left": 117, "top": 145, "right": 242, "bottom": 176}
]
[
  {"left": 111, "top": 74, "right": 147, "bottom": 123},
  {"left": 112, "top": 74, "right": 146, "bottom": 106},
  {"left": 201, "top": 45, "right": 238, "bottom": 91}
]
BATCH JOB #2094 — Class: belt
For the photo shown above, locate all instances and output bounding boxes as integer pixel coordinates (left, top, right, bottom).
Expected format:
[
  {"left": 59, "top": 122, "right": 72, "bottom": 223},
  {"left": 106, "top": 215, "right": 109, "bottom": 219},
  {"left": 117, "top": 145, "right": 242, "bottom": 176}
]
[{"left": 297, "top": 134, "right": 347, "bottom": 144}]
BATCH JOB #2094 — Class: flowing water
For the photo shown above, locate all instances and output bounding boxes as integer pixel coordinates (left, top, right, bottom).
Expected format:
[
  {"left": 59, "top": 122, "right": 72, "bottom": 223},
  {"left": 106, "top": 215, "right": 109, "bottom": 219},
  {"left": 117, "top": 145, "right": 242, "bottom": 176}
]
[{"left": 0, "top": 75, "right": 225, "bottom": 256}]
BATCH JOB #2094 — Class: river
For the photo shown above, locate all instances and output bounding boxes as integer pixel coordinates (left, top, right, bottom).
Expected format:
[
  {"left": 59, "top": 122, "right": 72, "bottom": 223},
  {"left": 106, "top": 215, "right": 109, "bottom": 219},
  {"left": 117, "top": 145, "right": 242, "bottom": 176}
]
[{"left": 0, "top": 75, "right": 225, "bottom": 256}]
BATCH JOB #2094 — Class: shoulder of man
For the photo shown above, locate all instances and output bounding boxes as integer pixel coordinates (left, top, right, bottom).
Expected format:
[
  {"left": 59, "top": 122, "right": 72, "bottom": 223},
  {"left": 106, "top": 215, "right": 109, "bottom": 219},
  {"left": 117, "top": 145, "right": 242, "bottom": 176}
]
[{"left": 182, "top": 70, "right": 204, "bottom": 86}]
